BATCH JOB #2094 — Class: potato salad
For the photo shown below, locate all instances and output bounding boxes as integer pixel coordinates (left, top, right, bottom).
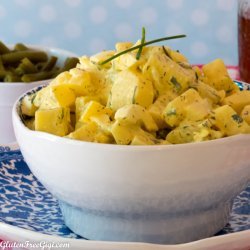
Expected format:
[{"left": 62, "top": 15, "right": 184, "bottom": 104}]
[{"left": 21, "top": 40, "right": 250, "bottom": 145}]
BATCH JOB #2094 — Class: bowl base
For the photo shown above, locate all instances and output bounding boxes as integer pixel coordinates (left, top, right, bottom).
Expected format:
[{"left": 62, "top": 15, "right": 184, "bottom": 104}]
[{"left": 59, "top": 200, "right": 233, "bottom": 244}]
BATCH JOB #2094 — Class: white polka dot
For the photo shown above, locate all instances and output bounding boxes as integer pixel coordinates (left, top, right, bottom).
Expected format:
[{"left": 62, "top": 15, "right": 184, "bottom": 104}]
[
  {"left": 39, "top": 5, "right": 57, "bottom": 23},
  {"left": 0, "top": 6, "right": 6, "bottom": 19},
  {"left": 115, "top": 0, "right": 132, "bottom": 8},
  {"left": 165, "top": 0, "right": 183, "bottom": 10},
  {"left": 165, "top": 24, "right": 183, "bottom": 36},
  {"left": 114, "top": 23, "right": 133, "bottom": 40},
  {"left": 216, "top": 26, "right": 233, "bottom": 43},
  {"left": 64, "top": 0, "right": 81, "bottom": 7},
  {"left": 190, "top": 42, "right": 208, "bottom": 58},
  {"left": 14, "top": 0, "right": 32, "bottom": 7},
  {"left": 217, "top": 0, "right": 235, "bottom": 11},
  {"left": 224, "top": 57, "right": 234, "bottom": 66},
  {"left": 139, "top": 7, "right": 158, "bottom": 25},
  {"left": 191, "top": 9, "right": 209, "bottom": 26},
  {"left": 39, "top": 37, "right": 58, "bottom": 47},
  {"left": 14, "top": 20, "right": 32, "bottom": 38},
  {"left": 64, "top": 22, "right": 82, "bottom": 39},
  {"left": 89, "top": 6, "right": 107, "bottom": 24},
  {"left": 89, "top": 38, "right": 107, "bottom": 54}
]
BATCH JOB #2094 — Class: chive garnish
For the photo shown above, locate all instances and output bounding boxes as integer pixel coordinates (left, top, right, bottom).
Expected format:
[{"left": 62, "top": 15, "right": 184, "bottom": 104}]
[
  {"left": 99, "top": 34, "right": 186, "bottom": 65},
  {"left": 136, "top": 27, "right": 146, "bottom": 60}
]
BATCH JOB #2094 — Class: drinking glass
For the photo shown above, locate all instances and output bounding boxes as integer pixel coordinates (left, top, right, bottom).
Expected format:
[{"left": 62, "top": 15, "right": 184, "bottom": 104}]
[{"left": 238, "top": 0, "right": 250, "bottom": 82}]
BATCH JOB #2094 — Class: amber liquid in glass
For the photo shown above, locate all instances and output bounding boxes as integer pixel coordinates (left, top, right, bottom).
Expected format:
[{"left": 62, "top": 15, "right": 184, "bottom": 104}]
[{"left": 238, "top": 10, "right": 250, "bottom": 82}]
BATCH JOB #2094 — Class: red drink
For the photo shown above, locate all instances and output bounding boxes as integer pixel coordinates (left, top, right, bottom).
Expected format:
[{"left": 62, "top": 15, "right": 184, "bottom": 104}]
[{"left": 238, "top": 1, "right": 250, "bottom": 82}]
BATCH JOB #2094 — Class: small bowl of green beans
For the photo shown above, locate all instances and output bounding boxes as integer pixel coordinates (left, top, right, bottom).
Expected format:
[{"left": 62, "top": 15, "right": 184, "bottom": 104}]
[{"left": 0, "top": 41, "right": 79, "bottom": 144}]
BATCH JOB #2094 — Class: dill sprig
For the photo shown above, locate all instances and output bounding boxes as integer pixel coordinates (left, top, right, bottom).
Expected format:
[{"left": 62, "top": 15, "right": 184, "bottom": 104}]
[
  {"left": 136, "top": 27, "right": 146, "bottom": 60},
  {"left": 99, "top": 34, "right": 186, "bottom": 65}
]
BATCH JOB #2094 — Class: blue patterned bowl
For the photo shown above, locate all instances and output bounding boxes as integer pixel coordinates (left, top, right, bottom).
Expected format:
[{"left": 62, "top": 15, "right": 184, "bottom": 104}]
[{"left": 11, "top": 82, "right": 250, "bottom": 244}]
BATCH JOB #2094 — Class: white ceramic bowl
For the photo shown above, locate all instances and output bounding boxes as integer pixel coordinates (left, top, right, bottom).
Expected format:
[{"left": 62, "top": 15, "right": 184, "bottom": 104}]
[
  {"left": 0, "top": 45, "right": 78, "bottom": 144},
  {"left": 12, "top": 85, "right": 250, "bottom": 244}
]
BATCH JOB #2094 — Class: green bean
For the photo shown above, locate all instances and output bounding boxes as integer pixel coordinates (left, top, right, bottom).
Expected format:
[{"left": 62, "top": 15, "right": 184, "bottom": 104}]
[
  {"left": 60, "top": 57, "right": 79, "bottom": 71},
  {"left": 42, "top": 56, "right": 58, "bottom": 71},
  {"left": 14, "top": 43, "right": 29, "bottom": 51},
  {"left": 0, "top": 70, "right": 7, "bottom": 79},
  {"left": 0, "top": 41, "right": 10, "bottom": 54},
  {"left": 21, "top": 70, "right": 57, "bottom": 82},
  {"left": 16, "top": 58, "right": 38, "bottom": 75},
  {"left": 0, "top": 57, "right": 5, "bottom": 71},
  {"left": 4, "top": 72, "right": 21, "bottom": 82},
  {"left": 36, "top": 62, "right": 46, "bottom": 71},
  {"left": 2, "top": 51, "right": 48, "bottom": 64}
]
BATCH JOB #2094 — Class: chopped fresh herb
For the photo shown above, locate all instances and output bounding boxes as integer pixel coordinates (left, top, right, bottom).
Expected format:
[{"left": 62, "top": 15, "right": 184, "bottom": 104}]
[
  {"left": 178, "top": 62, "right": 192, "bottom": 69},
  {"left": 162, "top": 46, "right": 171, "bottom": 58},
  {"left": 60, "top": 109, "right": 64, "bottom": 120},
  {"left": 166, "top": 108, "right": 176, "bottom": 116},
  {"left": 232, "top": 114, "right": 243, "bottom": 124},
  {"left": 136, "top": 27, "right": 146, "bottom": 60},
  {"left": 170, "top": 76, "right": 181, "bottom": 92},
  {"left": 132, "top": 86, "right": 138, "bottom": 104},
  {"left": 99, "top": 33, "right": 186, "bottom": 65},
  {"left": 195, "top": 72, "right": 199, "bottom": 80}
]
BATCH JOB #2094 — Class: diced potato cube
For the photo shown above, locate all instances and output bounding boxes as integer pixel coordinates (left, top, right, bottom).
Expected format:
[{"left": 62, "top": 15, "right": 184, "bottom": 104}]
[
  {"left": 67, "top": 122, "right": 97, "bottom": 142},
  {"left": 111, "top": 121, "right": 135, "bottom": 145},
  {"left": 190, "top": 81, "right": 222, "bottom": 104},
  {"left": 53, "top": 69, "right": 94, "bottom": 97},
  {"left": 115, "top": 42, "right": 133, "bottom": 52},
  {"left": 241, "top": 105, "right": 250, "bottom": 125},
  {"left": 68, "top": 121, "right": 113, "bottom": 143},
  {"left": 90, "top": 50, "right": 115, "bottom": 69},
  {"left": 222, "top": 90, "right": 250, "bottom": 113},
  {"left": 212, "top": 105, "right": 250, "bottom": 136},
  {"left": 202, "top": 59, "right": 237, "bottom": 92},
  {"left": 115, "top": 104, "right": 158, "bottom": 132},
  {"left": 108, "top": 68, "right": 154, "bottom": 111},
  {"left": 166, "top": 121, "right": 222, "bottom": 144},
  {"left": 75, "top": 96, "right": 101, "bottom": 122},
  {"left": 169, "top": 49, "right": 188, "bottom": 63},
  {"left": 131, "top": 134, "right": 155, "bottom": 145},
  {"left": 35, "top": 107, "right": 70, "bottom": 136},
  {"left": 78, "top": 101, "right": 113, "bottom": 123},
  {"left": 90, "top": 114, "right": 112, "bottom": 135},
  {"left": 51, "top": 84, "right": 76, "bottom": 108},
  {"left": 142, "top": 47, "right": 196, "bottom": 95},
  {"left": 148, "top": 91, "right": 177, "bottom": 128},
  {"left": 113, "top": 53, "right": 138, "bottom": 71},
  {"left": 163, "top": 88, "right": 204, "bottom": 127},
  {"left": 21, "top": 94, "right": 38, "bottom": 116},
  {"left": 185, "top": 99, "right": 211, "bottom": 121}
]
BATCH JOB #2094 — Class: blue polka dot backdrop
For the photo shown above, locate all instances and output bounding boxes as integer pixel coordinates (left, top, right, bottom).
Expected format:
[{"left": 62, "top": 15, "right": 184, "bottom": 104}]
[{"left": 0, "top": 0, "right": 237, "bottom": 65}]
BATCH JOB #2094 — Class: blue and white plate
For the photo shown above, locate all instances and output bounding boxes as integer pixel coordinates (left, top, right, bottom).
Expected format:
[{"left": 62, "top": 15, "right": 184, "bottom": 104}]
[{"left": 0, "top": 144, "right": 249, "bottom": 250}]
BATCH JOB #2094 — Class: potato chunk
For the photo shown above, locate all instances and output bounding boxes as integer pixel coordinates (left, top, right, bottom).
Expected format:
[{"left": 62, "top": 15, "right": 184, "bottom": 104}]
[
  {"left": 241, "top": 105, "right": 250, "bottom": 125},
  {"left": 212, "top": 105, "right": 250, "bottom": 136},
  {"left": 115, "top": 104, "right": 158, "bottom": 132},
  {"left": 35, "top": 107, "right": 70, "bottom": 136},
  {"left": 142, "top": 47, "right": 195, "bottom": 95},
  {"left": 108, "top": 68, "right": 154, "bottom": 111},
  {"left": 202, "top": 59, "right": 238, "bottom": 93},
  {"left": 163, "top": 88, "right": 210, "bottom": 127},
  {"left": 78, "top": 101, "right": 113, "bottom": 123},
  {"left": 21, "top": 94, "right": 38, "bottom": 116},
  {"left": 222, "top": 90, "right": 250, "bottom": 113}
]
